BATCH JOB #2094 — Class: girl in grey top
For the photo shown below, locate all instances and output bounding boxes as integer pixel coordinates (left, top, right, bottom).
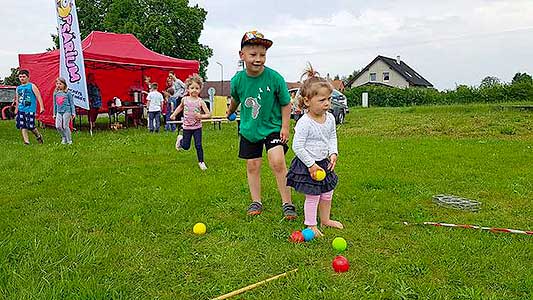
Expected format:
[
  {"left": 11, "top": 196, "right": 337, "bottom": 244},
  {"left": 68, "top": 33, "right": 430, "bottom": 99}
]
[
  {"left": 53, "top": 77, "right": 75, "bottom": 144},
  {"left": 287, "top": 65, "right": 343, "bottom": 237}
]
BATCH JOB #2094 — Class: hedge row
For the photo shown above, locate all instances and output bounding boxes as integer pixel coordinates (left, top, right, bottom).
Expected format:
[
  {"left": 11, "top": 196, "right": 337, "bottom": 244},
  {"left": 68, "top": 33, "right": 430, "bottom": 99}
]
[{"left": 343, "top": 82, "right": 533, "bottom": 107}]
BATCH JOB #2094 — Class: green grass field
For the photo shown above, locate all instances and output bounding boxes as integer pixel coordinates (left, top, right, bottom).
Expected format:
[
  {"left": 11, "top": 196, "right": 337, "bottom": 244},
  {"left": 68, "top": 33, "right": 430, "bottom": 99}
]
[{"left": 1, "top": 104, "right": 532, "bottom": 299}]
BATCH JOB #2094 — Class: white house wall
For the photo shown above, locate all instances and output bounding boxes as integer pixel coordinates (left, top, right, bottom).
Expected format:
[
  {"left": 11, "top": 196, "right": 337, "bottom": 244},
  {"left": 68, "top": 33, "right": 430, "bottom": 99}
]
[{"left": 351, "top": 60, "right": 410, "bottom": 88}]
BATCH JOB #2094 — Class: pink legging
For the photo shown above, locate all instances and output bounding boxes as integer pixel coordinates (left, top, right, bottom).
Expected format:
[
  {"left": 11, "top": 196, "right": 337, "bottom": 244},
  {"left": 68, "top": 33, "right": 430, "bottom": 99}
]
[{"left": 304, "top": 190, "right": 333, "bottom": 226}]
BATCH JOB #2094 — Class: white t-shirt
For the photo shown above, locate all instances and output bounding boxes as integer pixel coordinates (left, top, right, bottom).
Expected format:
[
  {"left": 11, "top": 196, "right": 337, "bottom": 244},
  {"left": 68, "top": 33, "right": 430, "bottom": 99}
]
[{"left": 147, "top": 91, "right": 163, "bottom": 112}]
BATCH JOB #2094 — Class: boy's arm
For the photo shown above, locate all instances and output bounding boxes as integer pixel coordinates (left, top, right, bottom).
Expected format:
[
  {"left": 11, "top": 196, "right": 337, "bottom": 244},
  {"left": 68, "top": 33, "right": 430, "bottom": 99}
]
[
  {"left": 280, "top": 104, "right": 291, "bottom": 143},
  {"left": 32, "top": 84, "right": 44, "bottom": 114},
  {"left": 276, "top": 76, "right": 292, "bottom": 143},
  {"left": 146, "top": 93, "right": 152, "bottom": 108},
  {"left": 226, "top": 98, "right": 239, "bottom": 117},
  {"left": 227, "top": 77, "right": 240, "bottom": 117}
]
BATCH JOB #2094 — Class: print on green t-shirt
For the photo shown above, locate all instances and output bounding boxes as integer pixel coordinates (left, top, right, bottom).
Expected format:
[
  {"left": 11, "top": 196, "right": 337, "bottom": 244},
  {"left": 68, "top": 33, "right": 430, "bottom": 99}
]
[{"left": 230, "top": 67, "right": 291, "bottom": 143}]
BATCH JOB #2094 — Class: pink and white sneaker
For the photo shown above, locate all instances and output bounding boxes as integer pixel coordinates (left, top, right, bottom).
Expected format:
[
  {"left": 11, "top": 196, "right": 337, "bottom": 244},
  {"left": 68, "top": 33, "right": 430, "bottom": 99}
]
[{"left": 175, "top": 134, "right": 183, "bottom": 151}]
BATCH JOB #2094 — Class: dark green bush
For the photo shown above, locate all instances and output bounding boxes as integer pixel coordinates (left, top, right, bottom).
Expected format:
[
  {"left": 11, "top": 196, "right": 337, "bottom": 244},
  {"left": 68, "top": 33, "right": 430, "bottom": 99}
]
[{"left": 344, "top": 81, "right": 533, "bottom": 107}]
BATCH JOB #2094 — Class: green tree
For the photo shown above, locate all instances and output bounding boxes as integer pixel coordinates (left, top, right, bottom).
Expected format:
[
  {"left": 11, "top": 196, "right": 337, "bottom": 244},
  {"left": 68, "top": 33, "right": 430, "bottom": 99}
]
[
  {"left": 342, "top": 69, "right": 360, "bottom": 86},
  {"left": 46, "top": 33, "right": 59, "bottom": 51},
  {"left": 2, "top": 68, "right": 20, "bottom": 86},
  {"left": 56, "top": 0, "right": 212, "bottom": 78},
  {"left": 479, "top": 76, "right": 500, "bottom": 89},
  {"left": 512, "top": 72, "right": 533, "bottom": 85}
]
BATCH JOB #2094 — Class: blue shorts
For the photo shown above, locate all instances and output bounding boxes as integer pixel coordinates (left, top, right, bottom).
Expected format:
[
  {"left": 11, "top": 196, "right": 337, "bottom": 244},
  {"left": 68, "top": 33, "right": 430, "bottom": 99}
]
[{"left": 16, "top": 111, "right": 36, "bottom": 130}]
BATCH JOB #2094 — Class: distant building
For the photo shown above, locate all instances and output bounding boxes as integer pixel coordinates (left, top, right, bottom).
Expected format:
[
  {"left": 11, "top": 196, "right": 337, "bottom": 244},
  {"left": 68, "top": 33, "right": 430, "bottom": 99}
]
[
  {"left": 287, "top": 82, "right": 302, "bottom": 90},
  {"left": 347, "top": 55, "right": 433, "bottom": 89},
  {"left": 201, "top": 81, "right": 231, "bottom": 98},
  {"left": 331, "top": 80, "right": 345, "bottom": 92},
  {"left": 207, "top": 70, "right": 346, "bottom": 98}
]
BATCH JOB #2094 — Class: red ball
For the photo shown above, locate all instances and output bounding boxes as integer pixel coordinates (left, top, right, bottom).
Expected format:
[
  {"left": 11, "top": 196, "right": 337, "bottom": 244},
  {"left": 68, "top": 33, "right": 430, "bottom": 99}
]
[
  {"left": 332, "top": 255, "right": 350, "bottom": 273},
  {"left": 289, "top": 230, "right": 304, "bottom": 243}
]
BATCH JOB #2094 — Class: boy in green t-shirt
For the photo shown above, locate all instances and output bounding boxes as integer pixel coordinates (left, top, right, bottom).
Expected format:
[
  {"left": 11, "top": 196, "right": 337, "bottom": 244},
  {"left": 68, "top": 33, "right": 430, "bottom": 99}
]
[{"left": 227, "top": 31, "right": 297, "bottom": 220}]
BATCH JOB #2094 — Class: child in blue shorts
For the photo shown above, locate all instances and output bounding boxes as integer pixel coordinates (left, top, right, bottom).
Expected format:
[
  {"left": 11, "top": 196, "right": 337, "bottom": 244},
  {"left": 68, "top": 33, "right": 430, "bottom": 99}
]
[{"left": 15, "top": 69, "right": 45, "bottom": 145}]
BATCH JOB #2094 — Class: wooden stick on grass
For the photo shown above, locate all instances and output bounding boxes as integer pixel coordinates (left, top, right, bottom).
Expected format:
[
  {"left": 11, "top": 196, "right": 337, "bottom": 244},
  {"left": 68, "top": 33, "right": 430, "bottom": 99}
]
[{"left": 211, "top": 268, "right": 298, "bottom": 300}]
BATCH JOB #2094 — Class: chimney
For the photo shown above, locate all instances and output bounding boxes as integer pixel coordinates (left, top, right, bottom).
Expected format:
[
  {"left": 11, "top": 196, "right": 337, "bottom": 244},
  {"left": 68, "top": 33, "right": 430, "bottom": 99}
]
[{"left": 396, "top": 55, "right": 401, "bottom": 65}]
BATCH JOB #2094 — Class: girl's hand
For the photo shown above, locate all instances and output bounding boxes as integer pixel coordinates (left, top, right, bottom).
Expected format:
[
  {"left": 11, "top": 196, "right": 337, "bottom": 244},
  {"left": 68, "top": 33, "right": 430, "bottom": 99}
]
[
  {"left": 328, "top": 154, "right": 338, "bottom": 171},
  {"left": 194, "top": 113, "right": 202, "bottom": 120},
  {"left": 71, "top": 115, "right": 76, "bottom": 120},
  {"left": 170, "top": 114, "right": 176, "bottom": 120},
  {"left": 308, "top": 226, "right": 323, "bottom": 237},
  {"left": 308, "top": 164, "right": 324, "bottom": 180}
]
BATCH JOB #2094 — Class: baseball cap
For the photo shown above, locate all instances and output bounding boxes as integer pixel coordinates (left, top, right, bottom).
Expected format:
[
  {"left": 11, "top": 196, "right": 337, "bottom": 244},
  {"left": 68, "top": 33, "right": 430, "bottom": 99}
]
[{"left": 241, "top": 30, "right": 273, "bottom": 49}]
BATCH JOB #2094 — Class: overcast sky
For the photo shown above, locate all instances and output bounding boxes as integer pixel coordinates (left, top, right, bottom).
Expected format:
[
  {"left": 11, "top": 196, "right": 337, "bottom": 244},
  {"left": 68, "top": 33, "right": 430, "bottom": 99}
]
[{"left": 2, "top": 0, "right": 532, "bottom": 90}]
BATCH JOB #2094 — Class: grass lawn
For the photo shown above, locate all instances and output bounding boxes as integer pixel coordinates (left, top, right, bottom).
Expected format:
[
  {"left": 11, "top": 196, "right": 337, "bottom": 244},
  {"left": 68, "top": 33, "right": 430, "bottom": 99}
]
[{"left": 0, "top": 104, "right": 532, "bottom": 299}]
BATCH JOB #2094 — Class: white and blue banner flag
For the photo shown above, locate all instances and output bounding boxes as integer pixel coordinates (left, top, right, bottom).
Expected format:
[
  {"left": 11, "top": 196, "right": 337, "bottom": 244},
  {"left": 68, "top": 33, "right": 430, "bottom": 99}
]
[{"left": 55, "top": 0, "right": 89, "bottom": 109}]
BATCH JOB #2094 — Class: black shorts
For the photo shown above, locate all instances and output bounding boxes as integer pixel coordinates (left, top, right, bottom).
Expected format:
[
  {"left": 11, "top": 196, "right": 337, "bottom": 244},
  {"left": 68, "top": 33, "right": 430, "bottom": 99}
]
[{"left": 239, "top": 132, "right": 289, "bottom": 159}]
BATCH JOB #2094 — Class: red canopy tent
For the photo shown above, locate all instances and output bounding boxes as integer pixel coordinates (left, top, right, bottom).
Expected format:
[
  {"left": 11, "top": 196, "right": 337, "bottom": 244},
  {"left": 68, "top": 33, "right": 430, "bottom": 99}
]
[{"left": 19, "top": 31, "right": 199, "bottom": 126}]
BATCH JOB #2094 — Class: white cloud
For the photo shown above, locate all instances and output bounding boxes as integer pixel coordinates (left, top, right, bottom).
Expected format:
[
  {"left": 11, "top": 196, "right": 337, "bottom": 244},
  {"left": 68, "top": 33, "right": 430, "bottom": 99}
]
[
  {"left": 1, "top": 0, "right": 532, "bottom": 89},
  {"left": 198, "top": 0, "right": 533, "bottom": 89},
  {"left": 0, "top": 0, "right": 57, "bottom": 79}
]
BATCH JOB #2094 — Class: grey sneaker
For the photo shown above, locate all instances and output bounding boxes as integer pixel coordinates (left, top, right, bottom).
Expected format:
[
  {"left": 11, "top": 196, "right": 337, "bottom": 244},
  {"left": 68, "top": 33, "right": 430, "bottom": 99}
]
[
  {"left": 282, "top": 203, "right": 297, "bottom": 220},
  {"left": 198, "top": 162, "right": 207, "bottom": 171}
]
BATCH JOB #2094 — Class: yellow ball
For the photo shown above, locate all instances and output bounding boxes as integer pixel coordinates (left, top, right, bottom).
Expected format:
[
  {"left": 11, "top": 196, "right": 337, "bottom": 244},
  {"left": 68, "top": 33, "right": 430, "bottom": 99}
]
[
  {"left": 193, "top": 222, "right": 206, "bottom": 235},
  {"left": 315, "top": 169, "right": 326, "bottom": 181}
]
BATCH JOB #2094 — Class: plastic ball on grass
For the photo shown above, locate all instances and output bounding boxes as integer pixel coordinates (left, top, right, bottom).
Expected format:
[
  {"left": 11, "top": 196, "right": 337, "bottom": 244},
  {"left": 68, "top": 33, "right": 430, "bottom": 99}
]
[
  {"left": 193, "top": 222, "right": 206, "bottom": 235},
  {"left": 301, "top": 228, "right": 315, "bottom": 241},
  {"left": 289, "top": 230, "right": 304, "bottom": 243},
  {"left": 228, "top": 113, "right": 237, "bottom": 121},
  {"left": 332, "top": 237, "right": 347, "bottom": 252},
  {"left": 332, "top": 255, "right": 350, "bottom": 273}
]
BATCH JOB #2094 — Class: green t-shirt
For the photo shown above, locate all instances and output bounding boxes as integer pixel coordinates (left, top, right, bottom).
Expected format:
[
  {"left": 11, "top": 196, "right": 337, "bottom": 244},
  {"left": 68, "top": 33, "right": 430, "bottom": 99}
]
[{"left": 230, "top": 67, "right": 291, "bottom": 142}]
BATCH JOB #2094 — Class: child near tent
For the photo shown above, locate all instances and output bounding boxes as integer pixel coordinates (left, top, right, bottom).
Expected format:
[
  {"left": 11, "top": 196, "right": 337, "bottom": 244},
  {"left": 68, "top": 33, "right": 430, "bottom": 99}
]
[
  {"left": 53, "top": 77, "right": 75, "bottom": 144},
  {"left": 170, "top": 74, "right": 211, "bottom": 171},
  {"left": 14, "top": 69, "right": 45, "bottom": 145},
  {"left": 226, "top": 30, "right": 297, "bottom": 219},
  {"left": 146, "top": 82, "right": 164, "bottom": 133},
  {"left": 168, "top": 71, "right": 186, "bottom": 131},
  {"left": 87, "top": 73, "right": 102, "bottom": 130},
  {"left": 286, "top": 64, "right": 343, "bottom": 237},
  {"left": 164, "top": 77, "right": 177, "bottom": 132}
]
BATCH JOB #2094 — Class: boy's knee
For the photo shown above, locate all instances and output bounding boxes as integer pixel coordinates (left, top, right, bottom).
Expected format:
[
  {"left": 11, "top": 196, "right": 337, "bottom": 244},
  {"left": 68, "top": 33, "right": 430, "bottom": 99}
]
[
  {"left": 247, "top": 159, "right": 262, "bottom": 172},
  {"left": 269, "top": 158, "right": 286, "bottom": 173}
]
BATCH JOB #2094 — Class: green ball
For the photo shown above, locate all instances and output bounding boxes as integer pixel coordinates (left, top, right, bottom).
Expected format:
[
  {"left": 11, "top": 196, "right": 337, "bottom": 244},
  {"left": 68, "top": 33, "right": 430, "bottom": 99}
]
[{"left": 332, "top": 237, "right": 347, "bottom": 252}]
